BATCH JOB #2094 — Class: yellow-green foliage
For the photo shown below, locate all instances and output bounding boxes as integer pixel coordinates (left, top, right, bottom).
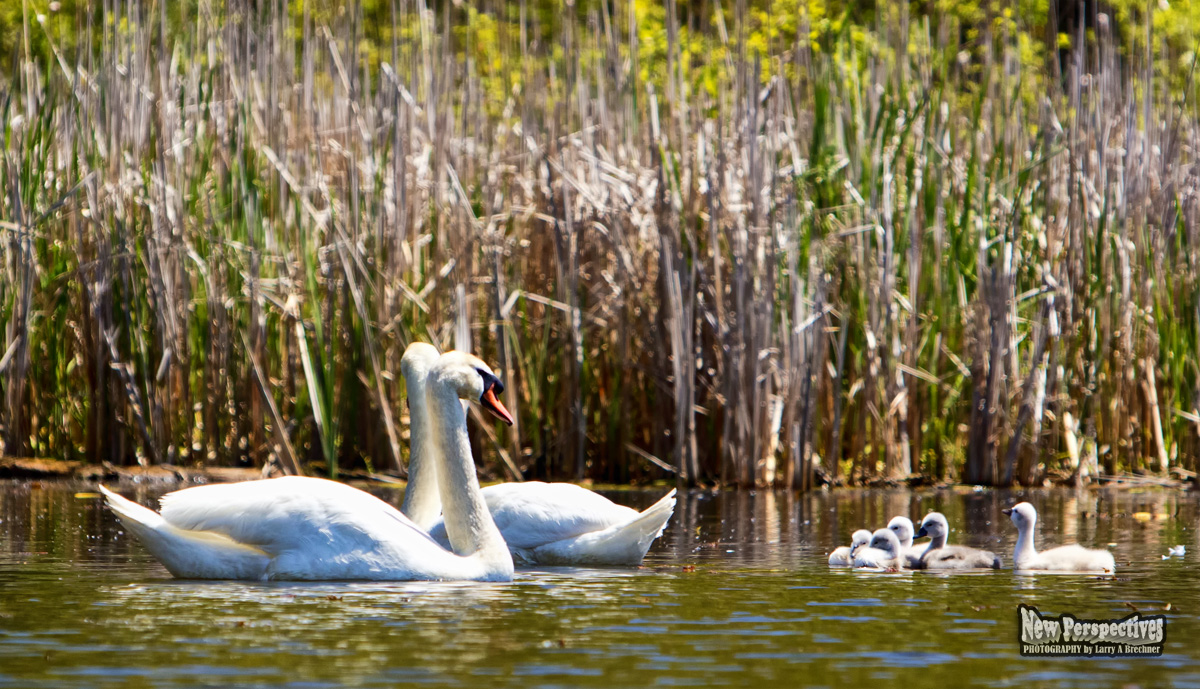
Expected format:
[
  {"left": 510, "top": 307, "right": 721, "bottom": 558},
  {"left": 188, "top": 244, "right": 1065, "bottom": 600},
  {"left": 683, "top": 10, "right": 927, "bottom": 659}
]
[
  {"left": 6, "top": 0, "right": 1199, "bottom": 102},
  {"left": 0, "top": 1, "right": 80, "bottom": 69}
]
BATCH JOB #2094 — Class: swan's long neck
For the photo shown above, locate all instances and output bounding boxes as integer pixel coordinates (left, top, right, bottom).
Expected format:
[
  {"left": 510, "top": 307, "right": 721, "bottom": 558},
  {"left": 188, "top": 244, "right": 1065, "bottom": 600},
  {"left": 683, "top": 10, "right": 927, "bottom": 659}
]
[
  {"left": 1014, "top": 518, "right": 1039, "bottom": 563},
  {"left": 930, "top": 529, "right": 947, "bottom": 550},
  {"left": 922, "top": 531, "right": 946, "bottom": 557},
  {"left": 400, "top": 371, "right": 441, "bottom": 531},
  {"left": 427, "top": 384, "right": 510, "bottom": 566}
]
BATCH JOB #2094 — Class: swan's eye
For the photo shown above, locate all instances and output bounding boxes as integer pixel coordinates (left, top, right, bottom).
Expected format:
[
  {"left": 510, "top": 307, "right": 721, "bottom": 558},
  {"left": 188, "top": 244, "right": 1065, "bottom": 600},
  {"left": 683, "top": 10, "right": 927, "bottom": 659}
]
[{"left": 475, "top": 368, "right": 504, "bottom": 396}]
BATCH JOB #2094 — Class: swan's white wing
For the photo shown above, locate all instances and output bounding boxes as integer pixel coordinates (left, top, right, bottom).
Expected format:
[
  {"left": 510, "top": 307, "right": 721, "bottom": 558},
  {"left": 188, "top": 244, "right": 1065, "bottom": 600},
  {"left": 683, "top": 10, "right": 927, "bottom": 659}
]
[
  {"left": 157, "top": 476, "right": 500, "bottom": 580},
  {"left": 159, "top": 476, "right": 439, "bottom": 556},
  {"left": 480, "top": 482, "right": 639, "bottom": 550}
]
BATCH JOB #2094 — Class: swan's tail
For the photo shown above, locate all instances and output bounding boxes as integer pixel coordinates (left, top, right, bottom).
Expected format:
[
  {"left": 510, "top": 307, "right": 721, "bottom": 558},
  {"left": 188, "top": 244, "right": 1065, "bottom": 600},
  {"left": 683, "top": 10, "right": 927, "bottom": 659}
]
[
  {"left": 624, "top": 488, "right": 678, "bottom": 554},
  {"left": 530, "top": 489, "right": 677, "bottom": 566},
  {"left": 100, "top": 486, "right": 269, "bottom": 579}
]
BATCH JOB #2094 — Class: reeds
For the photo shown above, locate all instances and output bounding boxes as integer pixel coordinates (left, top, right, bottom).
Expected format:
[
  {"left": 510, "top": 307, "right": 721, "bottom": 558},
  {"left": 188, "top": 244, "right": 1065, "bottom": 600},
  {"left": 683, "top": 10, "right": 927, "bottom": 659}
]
[{"left": 1, "top": 0, "right": 1198, "bottom": 488}]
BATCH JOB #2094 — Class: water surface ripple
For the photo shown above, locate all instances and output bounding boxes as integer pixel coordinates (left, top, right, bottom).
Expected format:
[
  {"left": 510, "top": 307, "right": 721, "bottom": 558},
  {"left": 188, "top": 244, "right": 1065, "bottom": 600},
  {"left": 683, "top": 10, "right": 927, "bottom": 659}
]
[{"left": 0, "top": 483, "right": 1194, "bottom": 687}]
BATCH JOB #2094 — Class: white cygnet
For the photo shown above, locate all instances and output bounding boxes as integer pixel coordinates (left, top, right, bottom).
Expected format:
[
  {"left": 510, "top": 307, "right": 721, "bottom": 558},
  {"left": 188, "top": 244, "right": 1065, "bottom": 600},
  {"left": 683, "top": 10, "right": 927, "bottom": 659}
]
[
  {"left": 1003, "top": 502, "right": 1116, "bottom": 572},
  {"left": 886, "top": 516, "right": 926, "bottom": 569},
  {"left": 828, "top": 529, "right": 873, "bottom": 566},
  {"left": 854, "top": 528, "right": 905, "bottom": 570},
  {"left": 916, "top": 512, "right": 1002, "bottom": 569}
]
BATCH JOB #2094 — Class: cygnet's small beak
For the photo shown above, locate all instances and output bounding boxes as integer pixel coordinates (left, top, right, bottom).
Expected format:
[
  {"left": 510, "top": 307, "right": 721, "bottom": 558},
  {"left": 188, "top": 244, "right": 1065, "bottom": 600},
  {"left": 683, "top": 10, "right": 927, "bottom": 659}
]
[
  {"left": 1002, "top": 508, "right": 1013, "bottom": 516},
  {"left": 481, "top": 386, "right": 514, "bottom": 426},
  {"left": 915, "top": 525, "right": 928, "bottom": 539}
]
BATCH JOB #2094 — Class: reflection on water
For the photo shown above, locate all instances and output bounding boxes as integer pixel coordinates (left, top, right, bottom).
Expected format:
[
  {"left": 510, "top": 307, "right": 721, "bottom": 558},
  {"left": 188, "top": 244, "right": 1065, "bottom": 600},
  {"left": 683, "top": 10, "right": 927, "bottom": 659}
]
[{"left": 0, "top": 482, "right": 1197, "bottom": 688}]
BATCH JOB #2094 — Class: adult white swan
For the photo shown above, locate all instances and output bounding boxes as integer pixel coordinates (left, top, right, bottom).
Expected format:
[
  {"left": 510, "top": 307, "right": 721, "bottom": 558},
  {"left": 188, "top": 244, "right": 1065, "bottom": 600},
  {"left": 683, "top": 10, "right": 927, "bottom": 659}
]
[
  {"left": 401, "top": 343, "right": 677, "bottom": 566},
  {"left": 99, "top": 351, "right": 517, "bottom": 581},
  {"left": 1003, "top": 502, "right": 1116, "bottom": 572}
]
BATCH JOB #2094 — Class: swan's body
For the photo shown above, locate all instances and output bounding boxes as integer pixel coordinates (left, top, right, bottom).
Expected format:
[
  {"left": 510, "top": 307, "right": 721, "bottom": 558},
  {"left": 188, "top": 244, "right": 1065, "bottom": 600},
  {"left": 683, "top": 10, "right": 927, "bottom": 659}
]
[
  {"left": 1004, "top": 502, "right": 1116, "bottom": 573},
  {"left": 854, "top": 529, "right": 905, "bottom": 570},
  {"left": 828, "top": 529, "right": 873, "bottom": 566},
  {"left": 427, "top": 482, "right": 676, "bottom": 566},
  {"left": 400, "top": 348, "right": 676, "bottom": 566},
  {"left": 916, "top": 512, "right": 1002, "bottom": 570},
  {"left": 101, "top": 351, "right": 517, "bottom": 582},
  {"left": 886, "top": 516, "right": 926, "bottom": 569},
  {"left": 101, "top": 477, "right": 501, "bottom": 580}
]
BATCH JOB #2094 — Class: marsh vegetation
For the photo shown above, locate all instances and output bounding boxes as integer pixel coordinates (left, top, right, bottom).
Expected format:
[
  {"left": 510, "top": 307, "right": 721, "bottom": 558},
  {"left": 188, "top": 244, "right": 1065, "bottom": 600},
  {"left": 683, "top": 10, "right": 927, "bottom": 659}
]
[{"left": 2, "top": 0, "right": 1199, "bottom": 487}]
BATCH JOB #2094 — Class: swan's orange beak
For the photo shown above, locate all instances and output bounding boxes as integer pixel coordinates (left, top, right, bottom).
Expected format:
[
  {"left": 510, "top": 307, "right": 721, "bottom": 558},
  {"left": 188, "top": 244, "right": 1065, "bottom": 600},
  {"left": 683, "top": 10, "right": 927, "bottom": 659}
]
[{"left": 481, "top": 387, "right": 514, "bottom": 426}]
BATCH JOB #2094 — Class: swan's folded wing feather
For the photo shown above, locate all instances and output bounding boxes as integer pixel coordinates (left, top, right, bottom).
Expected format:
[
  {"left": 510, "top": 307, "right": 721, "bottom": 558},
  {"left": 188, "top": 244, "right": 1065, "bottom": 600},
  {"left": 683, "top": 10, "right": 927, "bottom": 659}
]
[
  {"left": 921, "top": 544, "right": 1001, "bottom": 569},
  {"left": 159, "top": 476, "right": 438, "bottom": 555},
  {"left": 481, "top": 482, "right": 640, "bottom": 550}
]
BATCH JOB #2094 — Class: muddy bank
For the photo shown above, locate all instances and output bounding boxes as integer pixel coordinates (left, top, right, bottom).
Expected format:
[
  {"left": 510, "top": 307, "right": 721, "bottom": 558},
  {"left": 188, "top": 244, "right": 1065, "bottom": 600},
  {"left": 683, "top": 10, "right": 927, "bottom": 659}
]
[{"left": 0, "top": 457, "right": 265, "bottom": 485}]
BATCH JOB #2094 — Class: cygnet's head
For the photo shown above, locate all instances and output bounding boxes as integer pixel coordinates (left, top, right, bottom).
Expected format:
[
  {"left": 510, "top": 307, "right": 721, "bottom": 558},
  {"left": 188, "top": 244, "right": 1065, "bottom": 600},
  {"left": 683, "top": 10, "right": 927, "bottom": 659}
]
[
  {"left": 849, "top": 529, "right": 873, "bottom": 554},
  {"left": 887, "top": 516, "right": 915, "bottom": 547},
  {"left": 869, "top": 528, "right": 901, "bottom": 556},
  {"left": 916, "top": 512, "right": 949, "bottom": 540},
  {"left": 1002, "top": 502, "right": 1037, "bottom": 530},
  {"left": 429, "top": 351, "right": 514, "bottom": 425}
]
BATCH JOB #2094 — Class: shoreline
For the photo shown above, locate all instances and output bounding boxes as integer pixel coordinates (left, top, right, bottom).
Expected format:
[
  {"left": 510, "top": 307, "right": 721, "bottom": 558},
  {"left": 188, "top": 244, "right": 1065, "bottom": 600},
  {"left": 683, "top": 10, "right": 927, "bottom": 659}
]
[
  {"left": 0, "top": 457, "right": 1188, "bottom": 491},
  {"left": 0, "top": 457, "right": 266, "bottom": 486}
]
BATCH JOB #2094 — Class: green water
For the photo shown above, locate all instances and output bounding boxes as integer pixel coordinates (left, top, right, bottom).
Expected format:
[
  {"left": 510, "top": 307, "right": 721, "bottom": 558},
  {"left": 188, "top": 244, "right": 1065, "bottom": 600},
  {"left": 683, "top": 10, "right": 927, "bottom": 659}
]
[{"left": 0, "top": 482, "right": 1195, "bottom": 687}]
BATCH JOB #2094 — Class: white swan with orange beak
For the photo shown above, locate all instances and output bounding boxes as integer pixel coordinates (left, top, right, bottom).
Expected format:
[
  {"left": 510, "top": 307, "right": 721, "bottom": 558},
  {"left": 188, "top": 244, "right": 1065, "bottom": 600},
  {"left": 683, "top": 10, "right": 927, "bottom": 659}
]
[
  {"left": 100, "top": 351, "right": 516, "bottom": 581},
  {"left": 401, "top": 344, "right": 676, "bottom": 567}
]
